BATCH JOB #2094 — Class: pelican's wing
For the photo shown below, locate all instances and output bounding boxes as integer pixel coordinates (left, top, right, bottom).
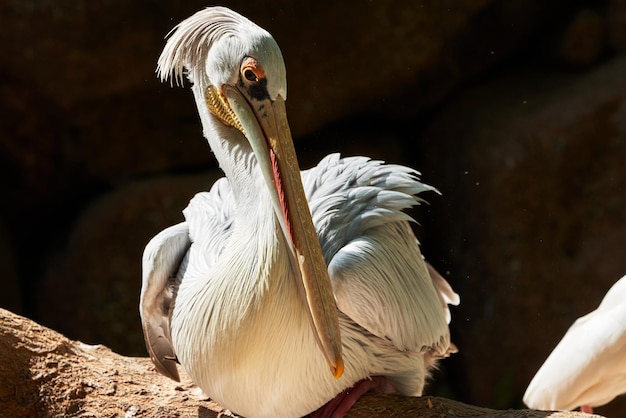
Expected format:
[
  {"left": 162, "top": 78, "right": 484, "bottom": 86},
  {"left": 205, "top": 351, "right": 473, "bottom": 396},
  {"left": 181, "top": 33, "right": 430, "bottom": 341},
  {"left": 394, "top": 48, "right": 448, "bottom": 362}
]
[
  {"left": 140, "top": 177, "right": 235, "bottom": 381},
  {"left": 303, "top": 154, "right": 459, "bottom": 353},
  {"left": 140, "top": 222, "right": 191, "bottom": 381},
  {"left": 524, "top": 275, "right": 626, "bottom": 410},
  {"left": 426, "top": 262, "right": 461, "bottom": 325}
]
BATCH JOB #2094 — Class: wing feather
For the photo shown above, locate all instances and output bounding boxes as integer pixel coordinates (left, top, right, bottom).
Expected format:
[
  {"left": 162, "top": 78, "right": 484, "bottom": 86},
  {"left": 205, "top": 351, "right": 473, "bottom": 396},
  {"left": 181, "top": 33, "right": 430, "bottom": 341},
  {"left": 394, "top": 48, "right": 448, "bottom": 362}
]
[
  {"left": 140, "top": 222, "right": 191, "bottom": 381},
  {"left": 303, "top": 154, "right": 458, "bottom": 353},
  {"left": 329, "top": 222, "right": 451, "bottom": 353}
]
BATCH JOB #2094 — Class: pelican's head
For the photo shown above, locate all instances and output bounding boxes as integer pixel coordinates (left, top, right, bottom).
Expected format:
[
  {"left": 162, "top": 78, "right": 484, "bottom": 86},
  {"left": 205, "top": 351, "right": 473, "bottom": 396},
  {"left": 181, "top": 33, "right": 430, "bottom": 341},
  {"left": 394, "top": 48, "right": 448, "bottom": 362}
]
[
  {"left": 156, "top": 7, "right": 287, "bottom": 132},
  {"left": 157, "top": 7, "right": 343, "bottom": 379}
]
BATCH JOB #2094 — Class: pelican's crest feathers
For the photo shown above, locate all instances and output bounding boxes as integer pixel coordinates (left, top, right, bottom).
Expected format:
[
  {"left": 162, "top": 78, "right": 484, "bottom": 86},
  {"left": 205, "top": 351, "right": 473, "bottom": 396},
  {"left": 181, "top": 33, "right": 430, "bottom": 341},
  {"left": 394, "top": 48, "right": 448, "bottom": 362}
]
[{"left": 157, "top": 7, "right": 255, "bottom": 86}]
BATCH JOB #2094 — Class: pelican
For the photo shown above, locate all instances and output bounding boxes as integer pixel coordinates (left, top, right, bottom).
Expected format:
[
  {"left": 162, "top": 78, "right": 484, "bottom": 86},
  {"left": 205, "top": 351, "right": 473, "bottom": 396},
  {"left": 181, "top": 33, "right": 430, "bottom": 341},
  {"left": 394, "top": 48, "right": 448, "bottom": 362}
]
[
  {"left": 140, "top": 7, "right": 459, "bottom": 418},
  {"left": 524, "top": 275, "right": 626, "bottom": 413}
]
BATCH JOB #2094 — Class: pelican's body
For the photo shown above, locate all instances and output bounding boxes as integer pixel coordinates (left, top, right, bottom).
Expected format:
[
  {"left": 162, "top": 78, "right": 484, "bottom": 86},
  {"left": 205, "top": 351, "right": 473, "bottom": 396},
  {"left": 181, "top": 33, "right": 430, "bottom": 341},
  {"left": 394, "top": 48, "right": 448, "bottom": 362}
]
[
  {"left": 524, "top": 275, "right": 626, "bottom": 412},
  {"left": 141, "top": 7, "right": 458, "bottom": 418}
]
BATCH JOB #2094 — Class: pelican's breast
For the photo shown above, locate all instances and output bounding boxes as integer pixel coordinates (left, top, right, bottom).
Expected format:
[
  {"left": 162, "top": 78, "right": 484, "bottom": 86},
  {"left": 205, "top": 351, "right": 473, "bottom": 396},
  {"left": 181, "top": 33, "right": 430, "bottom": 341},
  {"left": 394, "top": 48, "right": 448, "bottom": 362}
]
[{"left": 170, "top": 228, "right": 349, "bottom": 418}]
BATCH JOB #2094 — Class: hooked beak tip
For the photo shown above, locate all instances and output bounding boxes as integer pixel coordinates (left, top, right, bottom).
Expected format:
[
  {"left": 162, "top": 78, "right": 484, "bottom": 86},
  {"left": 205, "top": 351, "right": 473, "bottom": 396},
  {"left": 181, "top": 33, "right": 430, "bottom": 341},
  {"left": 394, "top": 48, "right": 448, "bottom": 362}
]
[{"left": 332, "top": 356, "right": 344, "bottom": 379}]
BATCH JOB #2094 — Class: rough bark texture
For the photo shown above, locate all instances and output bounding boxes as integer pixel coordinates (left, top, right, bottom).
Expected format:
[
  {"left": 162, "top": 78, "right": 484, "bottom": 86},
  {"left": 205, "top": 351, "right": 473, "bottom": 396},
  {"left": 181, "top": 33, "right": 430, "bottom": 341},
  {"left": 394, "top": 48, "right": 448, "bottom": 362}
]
[{"left": 0, "top": 309, "right": 603, "bottom": 418}]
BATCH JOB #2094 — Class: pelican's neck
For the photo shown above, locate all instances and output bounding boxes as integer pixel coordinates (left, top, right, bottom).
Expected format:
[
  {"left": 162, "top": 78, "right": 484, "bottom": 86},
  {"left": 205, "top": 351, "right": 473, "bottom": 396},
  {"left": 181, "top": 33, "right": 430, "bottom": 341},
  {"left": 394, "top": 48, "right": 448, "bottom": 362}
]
[
  {"left": 190, "top": 84, "right": 298, "bottom": 312},
  {"left": 177, "top": 103, "right": 291, "bottom": 336},
  {"left": 193, "top": 84, "right": 268, "bottom": 207}
]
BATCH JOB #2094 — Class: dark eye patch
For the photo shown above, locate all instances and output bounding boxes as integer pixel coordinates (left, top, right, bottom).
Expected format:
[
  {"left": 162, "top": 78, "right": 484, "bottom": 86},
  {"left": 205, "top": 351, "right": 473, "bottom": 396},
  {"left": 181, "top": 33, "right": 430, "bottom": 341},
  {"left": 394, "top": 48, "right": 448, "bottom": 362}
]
[{"left": 241, "top": 76, "right": 270, "bottom": 101}]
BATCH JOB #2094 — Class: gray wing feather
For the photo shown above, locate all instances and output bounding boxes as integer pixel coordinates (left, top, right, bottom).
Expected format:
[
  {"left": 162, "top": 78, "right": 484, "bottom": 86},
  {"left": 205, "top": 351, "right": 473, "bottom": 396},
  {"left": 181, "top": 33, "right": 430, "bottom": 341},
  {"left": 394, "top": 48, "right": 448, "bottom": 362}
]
[
  {"left": 329, "top": 223, "right": 450, "bottom": 352},
  {"left": 303, "top": 154, "right": 458, "bottom": 353},
  {"left": 426, "top": 262, "right": 460, "bottom": 325},
  {"left": 140, "top": 222, "right": 191, "bottom": 381},
  {"left": 303, "top": 154, "right": 435, "bottom": 262}
]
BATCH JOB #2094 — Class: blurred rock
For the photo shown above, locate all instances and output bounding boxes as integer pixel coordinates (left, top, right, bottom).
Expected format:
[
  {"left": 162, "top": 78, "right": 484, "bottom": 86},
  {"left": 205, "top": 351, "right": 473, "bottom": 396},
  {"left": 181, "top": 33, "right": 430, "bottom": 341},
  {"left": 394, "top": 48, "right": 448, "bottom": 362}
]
[
  {"left": 0, "top": 222, "right": 20, "bottom": 313},
  {"left": 39, "top": 172, "right": 221, "bottom": 355},
  {"left": 557, "top": 9, "right": 606, "bottom": 68},
  {"left": 609, "top": 0, "right": 626, "bottom": 51},
  {"left": 422, "top": 56, "right": 626, "bottom": 414},
  {"left": 0, "top": 0, "right": 566, "bottom": 192}
]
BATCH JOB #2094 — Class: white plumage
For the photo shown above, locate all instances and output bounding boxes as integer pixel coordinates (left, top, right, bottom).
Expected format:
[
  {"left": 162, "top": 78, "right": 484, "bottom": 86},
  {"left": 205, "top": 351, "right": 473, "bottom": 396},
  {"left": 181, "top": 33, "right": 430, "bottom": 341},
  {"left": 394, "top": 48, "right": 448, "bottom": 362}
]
[
  {"left": 524, "top": 275, "right": 626, "bottom": 412},
  {"left": 140, "top": 7, "right": 458, "bottom": 418}
]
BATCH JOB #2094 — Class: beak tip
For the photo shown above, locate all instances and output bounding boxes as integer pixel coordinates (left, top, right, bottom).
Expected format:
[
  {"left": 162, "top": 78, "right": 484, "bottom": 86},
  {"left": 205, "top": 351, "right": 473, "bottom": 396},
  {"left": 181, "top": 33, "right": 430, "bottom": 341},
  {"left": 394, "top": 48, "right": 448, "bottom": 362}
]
[{"left": 332, "top": 356, "right": 345, "bottom": 379}]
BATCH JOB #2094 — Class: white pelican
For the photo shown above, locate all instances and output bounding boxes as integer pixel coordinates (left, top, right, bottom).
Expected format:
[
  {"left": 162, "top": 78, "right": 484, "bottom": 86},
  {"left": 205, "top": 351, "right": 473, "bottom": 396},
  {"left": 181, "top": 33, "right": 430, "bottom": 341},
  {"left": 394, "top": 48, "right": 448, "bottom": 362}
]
[
  {"left": 524, "top": 275, "right": 626, "bottom": 413},
  {"left": 140, "top": 7, "right": 459, "bottom": 418}
]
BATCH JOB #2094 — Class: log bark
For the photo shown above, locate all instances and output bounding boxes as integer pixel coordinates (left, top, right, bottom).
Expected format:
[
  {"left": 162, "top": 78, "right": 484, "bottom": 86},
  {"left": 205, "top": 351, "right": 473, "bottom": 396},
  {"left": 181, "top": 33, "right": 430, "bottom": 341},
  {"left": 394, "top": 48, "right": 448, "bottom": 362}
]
[{"left": 0, "top": 309, "right": 603, "bottom": 418}]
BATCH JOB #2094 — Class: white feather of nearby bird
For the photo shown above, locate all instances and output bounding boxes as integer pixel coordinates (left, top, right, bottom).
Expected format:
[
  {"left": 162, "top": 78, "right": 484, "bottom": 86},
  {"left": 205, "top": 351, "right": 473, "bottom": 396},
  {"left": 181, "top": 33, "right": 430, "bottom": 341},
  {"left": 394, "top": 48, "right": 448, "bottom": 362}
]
[
  {"left": 524, "top": 275, "right": 626, "bottom": 413},
  {"left": 139, "top": 7, "right": 459, "bottom": 418}
]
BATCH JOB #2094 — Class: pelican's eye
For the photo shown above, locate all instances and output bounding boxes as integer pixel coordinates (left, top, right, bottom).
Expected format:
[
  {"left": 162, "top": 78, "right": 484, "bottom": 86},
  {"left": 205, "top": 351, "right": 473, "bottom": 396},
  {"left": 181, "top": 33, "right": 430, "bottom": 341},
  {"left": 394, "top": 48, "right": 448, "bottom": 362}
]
[
  {"left": 244, "top": 68, "right": 258, "bottom": 82},
  {"left": 241, "top": 57, "right": 265, "bottom": 84}
]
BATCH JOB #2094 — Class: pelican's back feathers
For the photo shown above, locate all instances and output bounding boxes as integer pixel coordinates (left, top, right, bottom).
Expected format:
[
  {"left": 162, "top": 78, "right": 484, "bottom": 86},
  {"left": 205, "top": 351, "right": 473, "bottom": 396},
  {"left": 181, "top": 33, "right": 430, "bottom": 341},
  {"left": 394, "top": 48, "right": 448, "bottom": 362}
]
[
  {"left": 303, "top": 154, "right": 437, "bottom": 262},
  {"left": 301, "top": 154, "right": 454, "bottom": 356}
]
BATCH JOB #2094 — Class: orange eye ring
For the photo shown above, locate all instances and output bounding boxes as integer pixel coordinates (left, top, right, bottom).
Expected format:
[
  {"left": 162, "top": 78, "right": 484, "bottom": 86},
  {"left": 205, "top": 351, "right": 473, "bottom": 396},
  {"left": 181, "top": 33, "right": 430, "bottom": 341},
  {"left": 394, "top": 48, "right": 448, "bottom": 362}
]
[{"left": 241, "top": 57, "right": 265, "bottom": 83}]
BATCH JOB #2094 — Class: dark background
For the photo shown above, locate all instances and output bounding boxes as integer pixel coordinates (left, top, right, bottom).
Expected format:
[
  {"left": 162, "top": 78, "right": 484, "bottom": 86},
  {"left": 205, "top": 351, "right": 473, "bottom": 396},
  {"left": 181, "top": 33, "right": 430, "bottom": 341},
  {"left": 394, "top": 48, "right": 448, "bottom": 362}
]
[{"left": 1, "top": 0, "right": 625, "bottom": 415}]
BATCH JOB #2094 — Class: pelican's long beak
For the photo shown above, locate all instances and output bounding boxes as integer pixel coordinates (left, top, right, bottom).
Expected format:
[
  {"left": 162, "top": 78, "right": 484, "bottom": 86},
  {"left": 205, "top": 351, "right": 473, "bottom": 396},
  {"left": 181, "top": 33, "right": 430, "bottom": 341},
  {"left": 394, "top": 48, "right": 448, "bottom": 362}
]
[{"left": 215, "top": 84, "right": 344, "bottom": 379}]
